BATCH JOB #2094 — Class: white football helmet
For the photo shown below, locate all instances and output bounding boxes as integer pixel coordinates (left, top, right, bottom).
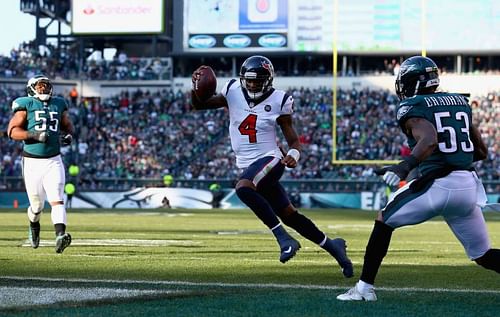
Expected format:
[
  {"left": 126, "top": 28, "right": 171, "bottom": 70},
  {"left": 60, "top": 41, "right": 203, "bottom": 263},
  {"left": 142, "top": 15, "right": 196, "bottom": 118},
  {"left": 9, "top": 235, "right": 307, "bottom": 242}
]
[{"left": 27, "top": 75, "right": 53, "bottom": 101}]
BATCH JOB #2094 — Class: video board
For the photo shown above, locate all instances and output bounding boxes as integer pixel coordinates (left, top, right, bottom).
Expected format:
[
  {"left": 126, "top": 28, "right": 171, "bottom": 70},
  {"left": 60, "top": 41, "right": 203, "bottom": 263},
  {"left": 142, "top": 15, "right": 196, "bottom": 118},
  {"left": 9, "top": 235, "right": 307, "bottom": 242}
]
[
  {"left": 72, "top": 0, "right": 164, "bottom": 34},
  {"left": 183, "top": 0, "right": 500, "bottom": 53}
]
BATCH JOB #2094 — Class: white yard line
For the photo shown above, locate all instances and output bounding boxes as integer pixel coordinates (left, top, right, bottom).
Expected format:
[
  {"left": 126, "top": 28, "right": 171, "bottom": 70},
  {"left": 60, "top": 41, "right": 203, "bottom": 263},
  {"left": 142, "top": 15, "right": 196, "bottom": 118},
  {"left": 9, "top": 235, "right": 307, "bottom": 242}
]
[
  {"left": 0, "top": 286, "right": 182, "bottom": 309},
  {"left": 2, "top": 276, "right": 499, "bottom": 294}
]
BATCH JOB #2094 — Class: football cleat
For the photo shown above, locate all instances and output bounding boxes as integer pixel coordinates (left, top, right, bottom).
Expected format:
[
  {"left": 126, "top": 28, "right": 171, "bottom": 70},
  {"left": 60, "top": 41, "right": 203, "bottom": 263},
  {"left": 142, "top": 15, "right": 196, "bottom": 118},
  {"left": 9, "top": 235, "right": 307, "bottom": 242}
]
[
  {"left": 55, "top": 233, "right": 72, "bottom": 253},
  {"left": 29, "top": 223, "right": 40, "bottom": 249},
  {"left": 324, "top": 238, "right": 354, "bottom": 278},
  {"left": 337, "top": 283, "right": 377, "bottom": 301},
  {"left": 279, "top": 238, "right": 301, "bottom": 263}
]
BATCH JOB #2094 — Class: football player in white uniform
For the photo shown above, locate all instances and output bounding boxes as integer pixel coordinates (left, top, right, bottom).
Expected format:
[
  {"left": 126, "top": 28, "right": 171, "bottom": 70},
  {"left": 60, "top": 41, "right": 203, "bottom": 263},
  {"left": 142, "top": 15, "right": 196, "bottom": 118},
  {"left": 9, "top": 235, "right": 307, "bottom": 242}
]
[
  {"left": 7, "top": 75, "right": 74, "bottom": 253},
  {"left": 192, "top": 56, "right": 353, "bottom": 277}
]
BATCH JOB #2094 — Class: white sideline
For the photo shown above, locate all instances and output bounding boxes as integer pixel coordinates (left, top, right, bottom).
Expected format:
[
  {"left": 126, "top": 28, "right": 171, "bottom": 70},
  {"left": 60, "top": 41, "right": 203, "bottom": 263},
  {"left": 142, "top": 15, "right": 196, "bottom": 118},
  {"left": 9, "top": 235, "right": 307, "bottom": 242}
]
[{"left": 2, "top": 276, "right": 500, "bottom": 294}]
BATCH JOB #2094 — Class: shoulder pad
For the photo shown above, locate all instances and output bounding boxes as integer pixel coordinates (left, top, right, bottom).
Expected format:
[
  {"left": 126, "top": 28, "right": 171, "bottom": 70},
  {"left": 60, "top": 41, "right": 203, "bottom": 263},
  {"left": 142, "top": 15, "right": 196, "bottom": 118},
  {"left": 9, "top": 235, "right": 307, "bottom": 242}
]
[{"left": 12, "top": 97, "right": 30, "bottom": 112}]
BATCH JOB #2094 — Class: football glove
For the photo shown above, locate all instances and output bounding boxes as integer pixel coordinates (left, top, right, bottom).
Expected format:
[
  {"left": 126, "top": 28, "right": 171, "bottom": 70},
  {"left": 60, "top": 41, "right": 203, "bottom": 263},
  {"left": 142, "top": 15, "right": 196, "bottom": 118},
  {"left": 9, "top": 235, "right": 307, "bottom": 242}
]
[
  {"left": 375, "top": 155, "right": 419, "bottom": 187},
  {"left": 61, "top": 134, "right": 73, "bottom": 146},
  {"left": 27, "top": 131, "right": 48, "bottom": 143}
]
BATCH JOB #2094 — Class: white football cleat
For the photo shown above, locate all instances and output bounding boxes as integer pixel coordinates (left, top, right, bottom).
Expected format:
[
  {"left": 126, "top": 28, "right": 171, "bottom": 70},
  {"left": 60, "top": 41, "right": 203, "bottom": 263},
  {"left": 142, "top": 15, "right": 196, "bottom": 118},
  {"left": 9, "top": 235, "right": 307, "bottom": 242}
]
[{"left": 337, "top": 283, "right": 377, "bottom": 301}]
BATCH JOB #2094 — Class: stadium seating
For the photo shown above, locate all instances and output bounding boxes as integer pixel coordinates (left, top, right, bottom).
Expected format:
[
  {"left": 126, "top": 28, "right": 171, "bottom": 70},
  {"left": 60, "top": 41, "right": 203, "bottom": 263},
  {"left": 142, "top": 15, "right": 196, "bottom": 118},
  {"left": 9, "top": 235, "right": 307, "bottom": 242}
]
[{"left": 1, "top": 84, "right": 498, "bottom": 193}]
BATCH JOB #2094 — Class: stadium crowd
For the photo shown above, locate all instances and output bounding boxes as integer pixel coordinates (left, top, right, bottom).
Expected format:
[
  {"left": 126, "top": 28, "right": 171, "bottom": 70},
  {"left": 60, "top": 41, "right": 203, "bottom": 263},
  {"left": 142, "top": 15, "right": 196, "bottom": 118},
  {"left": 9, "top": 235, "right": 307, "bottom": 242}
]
[
  {"left": 0, "top": 42, "right": 170, "bottom": 81},
  {"left": 1, "top": 83, "right": 498, "bottom": 192}
]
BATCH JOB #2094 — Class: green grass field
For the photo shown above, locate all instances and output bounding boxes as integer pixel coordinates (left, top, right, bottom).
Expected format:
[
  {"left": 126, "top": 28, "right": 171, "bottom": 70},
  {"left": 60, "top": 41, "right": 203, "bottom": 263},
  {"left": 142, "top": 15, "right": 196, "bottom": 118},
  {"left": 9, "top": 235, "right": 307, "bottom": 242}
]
[{"left": 0, "top": 208, "right": 499, "bottom": 316}]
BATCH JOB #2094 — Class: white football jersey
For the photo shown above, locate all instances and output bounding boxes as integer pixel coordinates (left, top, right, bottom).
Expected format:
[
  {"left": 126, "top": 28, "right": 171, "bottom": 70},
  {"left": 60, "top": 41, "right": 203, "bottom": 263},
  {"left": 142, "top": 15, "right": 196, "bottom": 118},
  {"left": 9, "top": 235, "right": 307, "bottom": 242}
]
[{"left": 221, "top": 80, "right": 294, "bottom": 168}]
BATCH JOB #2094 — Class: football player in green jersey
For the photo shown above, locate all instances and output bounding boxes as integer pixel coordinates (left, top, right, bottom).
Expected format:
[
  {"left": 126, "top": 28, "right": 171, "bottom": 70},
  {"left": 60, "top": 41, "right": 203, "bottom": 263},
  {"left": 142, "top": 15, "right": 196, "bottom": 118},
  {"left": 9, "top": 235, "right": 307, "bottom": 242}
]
[
  {"left": 338, "top": 56, "right": 499, "bottom": 301},
  {"left": 7, "top": 75, "right": 74, "bottom": 253}
]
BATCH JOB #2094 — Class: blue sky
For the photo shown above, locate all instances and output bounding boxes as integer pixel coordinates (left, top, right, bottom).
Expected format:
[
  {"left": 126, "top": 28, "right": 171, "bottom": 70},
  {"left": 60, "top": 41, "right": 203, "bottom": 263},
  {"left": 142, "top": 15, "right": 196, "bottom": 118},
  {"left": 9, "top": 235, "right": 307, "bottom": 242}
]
[{"left": 1, "top": 1, "right": 36, "bottom": 56}]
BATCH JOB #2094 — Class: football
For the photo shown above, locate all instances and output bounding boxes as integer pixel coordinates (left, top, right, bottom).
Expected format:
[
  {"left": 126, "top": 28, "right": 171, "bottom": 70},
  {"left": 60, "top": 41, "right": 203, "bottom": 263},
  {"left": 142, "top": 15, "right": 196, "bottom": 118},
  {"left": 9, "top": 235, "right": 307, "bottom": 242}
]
[{"left": 193, "top": 65, "right": 217, "bottom": 101}]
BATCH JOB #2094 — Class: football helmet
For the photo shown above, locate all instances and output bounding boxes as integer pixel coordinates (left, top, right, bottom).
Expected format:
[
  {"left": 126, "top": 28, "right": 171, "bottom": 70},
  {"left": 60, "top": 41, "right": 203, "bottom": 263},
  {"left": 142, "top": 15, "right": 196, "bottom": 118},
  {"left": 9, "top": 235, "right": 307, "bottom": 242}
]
[
  {"left": 239, "top": 55, "right": 274, "bottom": 100},
  {"left": 27, "top": 74, "right": 53, "bottom": 101},
  {"left": 395, "top": 56, "right": 440, "bottom": 101}
]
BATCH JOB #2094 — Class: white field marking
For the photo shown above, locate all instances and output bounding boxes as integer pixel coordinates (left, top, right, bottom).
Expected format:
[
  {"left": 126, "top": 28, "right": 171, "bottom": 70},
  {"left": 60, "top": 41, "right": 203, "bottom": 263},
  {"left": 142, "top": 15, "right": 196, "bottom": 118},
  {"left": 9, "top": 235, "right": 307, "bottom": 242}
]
[
  {"left": 327, "top": 224, "right": 373, "bottom": 229},
  {"left": 21, "top": 239, "right": 201, "bottom": 247},
  {"left": 2, "top": 276, "right": 499, "bottom": 295},
  {"left": 0, "top": 286, "right": 182, "bottom": 309},
  {"left": 215, "top": 230, "right": 269, "bottom": 235},
  {"left": 130, "top": 212, "right": 194, "bottom": 217}
]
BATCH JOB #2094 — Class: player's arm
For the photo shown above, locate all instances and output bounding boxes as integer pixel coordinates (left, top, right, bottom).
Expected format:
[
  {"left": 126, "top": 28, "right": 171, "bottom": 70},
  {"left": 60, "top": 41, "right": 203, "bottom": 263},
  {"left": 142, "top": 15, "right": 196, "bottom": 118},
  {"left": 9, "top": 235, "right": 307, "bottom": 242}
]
[
  {"left": 7, "top": 110, "right": 47, "bottom": 142},
  {"left": 191, "top": 66, "right": 227, "bottom": 110},
  {"left": 60, "top": 110, "right": 74, "bottom": 145},
  {"left": 405, "top": 117, "right": 438, "bottom": 161},
  {"left": 191, "top": 91, "right": 227, "bottom": 110},
  {"left": 277, "top": 114, "right": 301, "bottom": 168},
  {"left": 376, "top": 117, "right": 437, "bottom": 186},
  {"left": 470, "top": 124, "right": 487, "bottom": 161}
]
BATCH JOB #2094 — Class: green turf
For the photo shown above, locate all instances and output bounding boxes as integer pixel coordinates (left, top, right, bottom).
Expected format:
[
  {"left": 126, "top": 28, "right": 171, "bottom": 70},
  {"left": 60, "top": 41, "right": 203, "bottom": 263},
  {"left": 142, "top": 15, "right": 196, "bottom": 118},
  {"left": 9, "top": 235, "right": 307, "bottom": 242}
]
[{"left": 0, "top": 208, "right": 499, "bottom": 316}]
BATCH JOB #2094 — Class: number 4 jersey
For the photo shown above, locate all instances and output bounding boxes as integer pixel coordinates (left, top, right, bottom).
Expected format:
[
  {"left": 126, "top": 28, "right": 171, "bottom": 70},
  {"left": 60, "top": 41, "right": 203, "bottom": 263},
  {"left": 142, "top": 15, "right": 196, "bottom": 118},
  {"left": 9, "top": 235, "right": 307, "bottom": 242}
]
[
  {"left": 12, "top": 96, "right": 68, "bottom": 158},
  {"left": 221, "top": 80, "right": 293, "bottom": 169},
  {"left": 397, "top": 92, "right": 474, "bottom": 176}
]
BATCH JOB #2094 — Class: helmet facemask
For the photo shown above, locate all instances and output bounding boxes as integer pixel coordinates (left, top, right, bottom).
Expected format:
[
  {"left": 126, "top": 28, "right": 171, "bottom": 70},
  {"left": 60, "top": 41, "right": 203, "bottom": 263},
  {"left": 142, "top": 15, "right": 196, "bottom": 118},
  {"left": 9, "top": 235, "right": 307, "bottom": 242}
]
[
  {"left": 239, "top": 55, "right": 274, "bottom": 101},
  {"left": 27, "top": 76, "right": 53, "bottom": 101},
  {"left": 240, "top": 73, "right": 272, "bottom": 100}
]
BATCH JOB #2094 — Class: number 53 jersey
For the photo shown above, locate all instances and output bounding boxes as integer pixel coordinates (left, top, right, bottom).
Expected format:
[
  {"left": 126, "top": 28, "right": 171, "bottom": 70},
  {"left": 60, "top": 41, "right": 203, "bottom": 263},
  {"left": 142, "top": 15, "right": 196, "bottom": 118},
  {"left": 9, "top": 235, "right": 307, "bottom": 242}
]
[
  {"left": 12, "top": 96, "right": 68, "bottom": 158},
  {"left": 221, "top": 80, "right": 294, "bottom": 169},
  {"left": 396, "top": 92, "right": 475, "bottom": 176}
]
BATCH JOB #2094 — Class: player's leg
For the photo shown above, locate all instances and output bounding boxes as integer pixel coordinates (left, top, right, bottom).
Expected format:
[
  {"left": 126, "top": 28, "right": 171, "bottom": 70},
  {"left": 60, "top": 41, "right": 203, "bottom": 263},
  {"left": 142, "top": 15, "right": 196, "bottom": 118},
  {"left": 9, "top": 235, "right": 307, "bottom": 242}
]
[
  {"left": 447, "top": 208, "right": 500, "bottom": 273},
  {"left": 23, "top": 157, "right": 47, "bottom": 249},
  {"left": 261, "top": 183, "right": 353, "bottom": 277},
  {"left": 338, "top": 181, "right": 439, "bottom": 301},
  {"left": 43, "top": 156, "right": 71, "bottom": 253},
  {"left": 437, "top": 171, "right": 500, "bottom": 273},
  {"left": 235, "top": 156, "right": 299, "bottom": 263}
]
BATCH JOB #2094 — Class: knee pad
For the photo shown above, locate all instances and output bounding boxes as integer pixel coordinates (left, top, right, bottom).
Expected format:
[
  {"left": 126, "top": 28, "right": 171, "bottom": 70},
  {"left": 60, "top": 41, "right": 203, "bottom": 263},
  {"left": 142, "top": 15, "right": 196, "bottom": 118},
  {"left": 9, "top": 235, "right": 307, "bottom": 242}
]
[
  {"left": 28, "top": 195, "right": 44, "bottom": 214},
  {"left": 475, "top": 249, "right": 500, "bottom": 273},
  {"left": 27, "top": 206, "right": 43, "bottom": 223}
]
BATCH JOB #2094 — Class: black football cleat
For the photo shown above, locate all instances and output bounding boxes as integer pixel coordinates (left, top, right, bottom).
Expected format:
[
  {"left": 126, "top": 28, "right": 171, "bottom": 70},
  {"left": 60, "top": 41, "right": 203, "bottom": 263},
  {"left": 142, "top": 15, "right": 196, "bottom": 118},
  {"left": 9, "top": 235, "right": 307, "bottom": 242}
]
[
  {"left": 279, "top": 238, "right": 301, "bottom": 263},
  {"left": 55, "top": 233, "right": 72, "bottom": 253},
  {"left": 29, "top": 223, "right": 40, "bottom": 249},
  {"left": 324, "top": 238, "right": 354, "bottom": 278}
]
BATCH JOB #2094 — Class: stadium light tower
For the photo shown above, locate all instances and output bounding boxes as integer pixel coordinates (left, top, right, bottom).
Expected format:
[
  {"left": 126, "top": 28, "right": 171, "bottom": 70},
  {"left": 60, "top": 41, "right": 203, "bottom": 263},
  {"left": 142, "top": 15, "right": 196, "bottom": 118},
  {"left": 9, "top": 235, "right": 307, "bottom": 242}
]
[{"left": 20, "top": 0, "right": 71, "bottom": 49}]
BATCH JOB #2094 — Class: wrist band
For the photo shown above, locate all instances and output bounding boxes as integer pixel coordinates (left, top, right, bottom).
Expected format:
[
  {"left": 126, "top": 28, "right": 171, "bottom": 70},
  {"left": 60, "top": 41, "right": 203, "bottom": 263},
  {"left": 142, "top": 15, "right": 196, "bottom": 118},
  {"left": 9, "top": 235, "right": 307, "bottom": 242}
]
[
  {"left": 404, "top": 154, "right": 419, "bottom": 169},
  {"left": 287, "top": 149, "right": 300, "bottom": 162}
]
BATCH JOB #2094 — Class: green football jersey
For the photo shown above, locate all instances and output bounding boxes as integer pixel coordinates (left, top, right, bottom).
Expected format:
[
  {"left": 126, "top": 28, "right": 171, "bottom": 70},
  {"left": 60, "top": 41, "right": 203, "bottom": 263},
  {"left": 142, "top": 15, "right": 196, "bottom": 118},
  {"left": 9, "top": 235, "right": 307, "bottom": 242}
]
[
  {"left": 396, "top": 93, "right": 474, "bottom": 175},
  {"left": 12, "top": 96, "right": 68, "bottom": 158}
]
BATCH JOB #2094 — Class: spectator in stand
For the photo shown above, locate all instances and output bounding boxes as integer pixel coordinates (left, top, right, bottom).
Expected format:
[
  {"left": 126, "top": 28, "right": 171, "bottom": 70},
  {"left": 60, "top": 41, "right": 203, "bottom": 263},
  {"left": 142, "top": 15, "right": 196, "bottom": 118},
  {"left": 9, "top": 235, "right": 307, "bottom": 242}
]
[{"left": 1, "top": 84, "right": 498, "bottom": 192}]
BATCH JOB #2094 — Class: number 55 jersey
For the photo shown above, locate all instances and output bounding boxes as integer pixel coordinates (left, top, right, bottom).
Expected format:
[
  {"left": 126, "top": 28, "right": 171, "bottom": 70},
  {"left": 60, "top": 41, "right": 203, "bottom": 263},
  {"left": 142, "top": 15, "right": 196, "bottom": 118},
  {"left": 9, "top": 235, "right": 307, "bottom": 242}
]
[
  {"left": 12, "top": 96, "right": 68, "bottom": 158},
  {"left": 221, "top": 79, "right": 294, "bottom": 169},
  {"left": 396, "top": 92, "right": 474, "bottom": 176}
]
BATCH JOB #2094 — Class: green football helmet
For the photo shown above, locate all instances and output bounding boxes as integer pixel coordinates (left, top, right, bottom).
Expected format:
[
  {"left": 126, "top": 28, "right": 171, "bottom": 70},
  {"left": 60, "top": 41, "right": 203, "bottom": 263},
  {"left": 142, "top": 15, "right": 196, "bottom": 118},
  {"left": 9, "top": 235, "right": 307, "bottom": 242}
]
[{"left": 395, "top": 56, "right": 440, "bottom": 101}]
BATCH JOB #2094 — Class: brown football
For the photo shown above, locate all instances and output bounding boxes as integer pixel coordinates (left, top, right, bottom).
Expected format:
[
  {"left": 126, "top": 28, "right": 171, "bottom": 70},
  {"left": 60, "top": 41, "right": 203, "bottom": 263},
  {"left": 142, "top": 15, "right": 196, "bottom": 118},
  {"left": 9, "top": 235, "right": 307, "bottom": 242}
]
[{"left": 193, "top": 66, "right": 217, "bottom": 101}]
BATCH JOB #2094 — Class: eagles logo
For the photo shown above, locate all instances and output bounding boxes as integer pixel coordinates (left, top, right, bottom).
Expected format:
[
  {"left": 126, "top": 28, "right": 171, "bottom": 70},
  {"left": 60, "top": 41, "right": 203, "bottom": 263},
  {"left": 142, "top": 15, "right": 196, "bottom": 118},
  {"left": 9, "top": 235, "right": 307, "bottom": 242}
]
[{"left": 397, "top": 105, "right": 412, "bottom": 120}]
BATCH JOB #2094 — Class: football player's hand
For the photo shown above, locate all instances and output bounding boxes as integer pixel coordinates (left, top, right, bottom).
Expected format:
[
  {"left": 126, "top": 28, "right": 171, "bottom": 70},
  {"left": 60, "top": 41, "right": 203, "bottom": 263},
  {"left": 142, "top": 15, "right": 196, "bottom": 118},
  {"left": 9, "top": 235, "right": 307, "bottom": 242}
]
[
  {"left": 27, "top": 131, "right": 48, "bottom": 143},
  {"left": 61, "top": 133, "right": 73, "bottom": 146},
  {"left": 281, "top": 155, "right": 298, "bottom": 168},
  {"left": 375, "top": 156, "right": 418, "bottom": 187},
  {"left": 192, "top": 65, "right": 208, "bottom": 85}
]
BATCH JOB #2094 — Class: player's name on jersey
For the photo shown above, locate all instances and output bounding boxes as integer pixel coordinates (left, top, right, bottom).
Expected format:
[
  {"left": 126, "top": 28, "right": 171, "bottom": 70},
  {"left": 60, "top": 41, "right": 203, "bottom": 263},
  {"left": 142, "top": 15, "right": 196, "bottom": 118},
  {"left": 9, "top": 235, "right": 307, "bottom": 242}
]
[{"left": 424, "top": 95, "right": 469, "bottom": 107}]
